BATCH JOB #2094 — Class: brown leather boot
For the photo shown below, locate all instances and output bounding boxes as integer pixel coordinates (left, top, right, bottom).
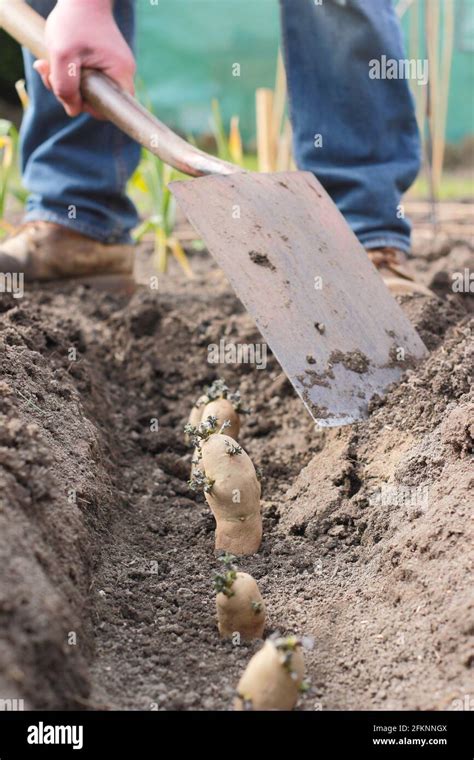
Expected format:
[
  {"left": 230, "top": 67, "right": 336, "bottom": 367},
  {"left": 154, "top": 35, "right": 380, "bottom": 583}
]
[
  {"left": 366, "top": 247, "right": 433, "bottom": 297},
  {"left": 0, "top": 222, "right": 136, "bottom": 292}
]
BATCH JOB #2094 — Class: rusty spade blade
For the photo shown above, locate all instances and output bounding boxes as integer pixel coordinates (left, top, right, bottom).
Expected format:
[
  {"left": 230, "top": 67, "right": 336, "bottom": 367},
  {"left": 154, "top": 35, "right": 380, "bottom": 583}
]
[{"left": 171, "top": 171, "right": 427, "bottom": 426}]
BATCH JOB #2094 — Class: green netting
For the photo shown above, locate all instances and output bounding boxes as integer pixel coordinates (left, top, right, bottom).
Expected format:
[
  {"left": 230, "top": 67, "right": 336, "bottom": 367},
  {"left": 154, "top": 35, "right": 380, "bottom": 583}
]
[
  {"left": 136, "top": 0, "right": 473, "bottom": 145},
  {"left": 136, "top": 0, "right": 280, "bottom": 142},
  {"left": 440, "top": 0, "right": 474, "bottom": 144}
]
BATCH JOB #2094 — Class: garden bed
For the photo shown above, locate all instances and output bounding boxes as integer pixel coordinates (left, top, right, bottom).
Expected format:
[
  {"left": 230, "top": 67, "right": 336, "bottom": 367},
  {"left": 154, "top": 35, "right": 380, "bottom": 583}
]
[{"left": 0, "top": 229, "right": 472, "bottom": 710}]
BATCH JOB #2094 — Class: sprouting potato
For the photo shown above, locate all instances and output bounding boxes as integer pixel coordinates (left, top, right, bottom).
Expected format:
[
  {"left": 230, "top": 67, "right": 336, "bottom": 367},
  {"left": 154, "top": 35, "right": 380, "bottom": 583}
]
[
  {"left": 185, "top": 379, "right": 247, "bottom": 446},
  {"left": 186, "top": 416, "right": 219, "bottom": 490},
  {"left": 186, "top": 417, "right": 262, "bottom": 554},
  {"left": 201, "top": 432, "right": 262, "bottom": 555},
  {"left": 190, "top": 446, "right": 203, "bottom": 477},
  {"left": 234, "top": 636, "right": 306, "bottom": 711},
  {"left": 214, "top": 555, "right": 265, "bottom": 640},
  {"left": 216, "top": 572, "right": 265, "bottom": 639},
  {"left": 203, "top": 398, "right": 240, "bottom": 440},
  {"left": 185, "top": 394, "right": 209, "bottom": 445},
  {"left": 188, "top": 394, "right": 209, "bottom": 427}
]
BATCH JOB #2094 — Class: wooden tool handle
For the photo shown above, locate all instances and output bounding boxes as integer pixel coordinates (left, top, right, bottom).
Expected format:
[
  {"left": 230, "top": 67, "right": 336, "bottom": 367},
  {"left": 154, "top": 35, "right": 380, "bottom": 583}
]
[{"left": 0, "top": 0, "right": 242, "bottom": 177}]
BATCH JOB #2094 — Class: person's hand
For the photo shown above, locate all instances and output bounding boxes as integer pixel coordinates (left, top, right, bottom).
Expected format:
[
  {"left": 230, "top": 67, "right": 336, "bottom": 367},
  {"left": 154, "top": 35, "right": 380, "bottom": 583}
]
[{"left": 33, "top": 0, "right": 136, "bottom": 118}]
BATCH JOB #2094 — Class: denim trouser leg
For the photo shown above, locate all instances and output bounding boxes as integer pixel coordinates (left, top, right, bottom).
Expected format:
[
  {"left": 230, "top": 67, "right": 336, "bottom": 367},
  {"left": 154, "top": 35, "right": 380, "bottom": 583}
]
[
  {"left": 21, "top": 0, "right": 140, "bottom": 243},
  {"left": 280, "top": 0, "right": 422, "bottom": 253}
]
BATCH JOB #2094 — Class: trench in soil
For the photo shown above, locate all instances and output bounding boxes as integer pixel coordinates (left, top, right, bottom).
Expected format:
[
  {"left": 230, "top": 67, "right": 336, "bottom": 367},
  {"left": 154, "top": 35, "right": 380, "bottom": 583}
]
[{"left": 0, "top": 229, "right": 473, "bottom": 710}]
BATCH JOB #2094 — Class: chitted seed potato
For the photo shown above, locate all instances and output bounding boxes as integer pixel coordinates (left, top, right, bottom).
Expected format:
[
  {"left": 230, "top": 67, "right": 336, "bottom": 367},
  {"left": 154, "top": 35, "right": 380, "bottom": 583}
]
[
  {"left": 190, "top": 446, "right": 203, "bottom": 477},
  {"left": 216, "top": 571, "right": 265, "bottom": 640},
  {"left": 201, "top": 433, "right": 262, "bottom": 555},
  {"left": 234, "top": 637, "right": 305, "bottom": 711},
  {"left": 186, "top": 379, "right": 246, "bottom": 447},
  {"left": 204, "top": 398, "right": 240, "bottom": 440},
  {"left": 186, "top": 417, "right": 219, "bottom": 487},
  {"left": 185, "top": 394, "right": 209, "bottom": 445},
  {"left": 189, "top": 403, "right": 239, "bottom": 478}
]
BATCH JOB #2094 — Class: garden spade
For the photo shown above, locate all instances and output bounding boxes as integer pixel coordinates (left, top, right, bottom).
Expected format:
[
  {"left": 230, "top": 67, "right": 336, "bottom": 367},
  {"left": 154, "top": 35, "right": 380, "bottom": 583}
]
[{"left": 0, "top": 0, "right": 427, "bottom": 426}]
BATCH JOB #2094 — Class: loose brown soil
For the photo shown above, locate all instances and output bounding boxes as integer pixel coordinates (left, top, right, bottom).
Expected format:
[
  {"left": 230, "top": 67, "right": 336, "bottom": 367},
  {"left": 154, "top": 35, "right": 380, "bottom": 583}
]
[{"left": 0, "top": 222, "right": 472, "bottom": 711}]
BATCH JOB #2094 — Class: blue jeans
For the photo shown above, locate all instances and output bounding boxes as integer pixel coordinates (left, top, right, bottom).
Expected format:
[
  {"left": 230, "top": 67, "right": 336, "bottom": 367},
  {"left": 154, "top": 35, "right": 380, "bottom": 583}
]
[
  {"left": 280, "top": 0, "right": 421, "bottom": 253},
  {"left": 22, "top": 0, "right": 140, "bottom": 243},
  {"left": 22, "top": 0, "right": 421, "bottom": 250}
]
